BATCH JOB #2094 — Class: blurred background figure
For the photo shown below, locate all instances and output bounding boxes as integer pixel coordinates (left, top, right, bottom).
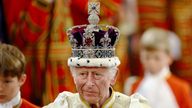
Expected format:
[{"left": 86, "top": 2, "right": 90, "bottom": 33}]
[
  {"left": 124, "top": 28, "right": 192, "bottom": 108},
  {"left": 2, "top": 0, "right": 75, "bottom": 106},
  {"left": 0, "top": 43, "right": 39, "bottom": 108},
  {"left": 122, "top": 1, "right": 192, "bottom": 106},
  {"left": 125, "top": 0, "right": 192, "bottom": 84}
]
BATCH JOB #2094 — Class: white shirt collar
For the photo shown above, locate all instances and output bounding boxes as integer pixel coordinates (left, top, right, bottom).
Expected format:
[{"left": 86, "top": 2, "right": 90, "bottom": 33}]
[
  {"left": 137, "top": 67, "right": 179, "bottom": 108},
  {"left": 0, "top": 91, "right": 21, "bottom": 108}
]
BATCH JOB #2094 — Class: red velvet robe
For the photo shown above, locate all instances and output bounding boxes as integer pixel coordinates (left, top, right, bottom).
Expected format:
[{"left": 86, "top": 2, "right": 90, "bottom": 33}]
[
  {"left": 3, "top": 0, "right": 75, "bottom": 105},
  {"left": 18, "top": 99, "right": 39, "bottom": 108}
]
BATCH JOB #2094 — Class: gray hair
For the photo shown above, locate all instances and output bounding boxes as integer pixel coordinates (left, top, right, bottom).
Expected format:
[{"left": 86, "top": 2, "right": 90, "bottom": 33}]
[
  {"left": 69, "top": 66, "right": 118, "bottom": 79},
  {"left": 140, "top": 27, "right": 181, "bottom": 60}
]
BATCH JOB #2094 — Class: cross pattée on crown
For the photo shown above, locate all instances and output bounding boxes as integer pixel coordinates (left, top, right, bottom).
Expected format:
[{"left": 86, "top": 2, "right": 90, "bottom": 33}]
[
  {"left": 88, "top": 1, "right": 100, "bottom": 15},
  {"left": 88, "top": 2, "right": 100, "bottom": 25}
]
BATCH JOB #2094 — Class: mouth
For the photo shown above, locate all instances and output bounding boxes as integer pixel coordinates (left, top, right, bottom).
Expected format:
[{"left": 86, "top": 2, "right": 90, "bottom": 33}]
[{"left": 83, "top": 91, "right": 97, "bottom": 96}]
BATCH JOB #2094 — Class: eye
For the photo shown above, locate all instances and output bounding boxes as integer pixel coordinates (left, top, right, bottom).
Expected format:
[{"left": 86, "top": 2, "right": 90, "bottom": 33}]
[
  {"left": 94, "top": 73, "right": 102, "bottom": 80},
  {"left": 95, "top": 73, "right": 101, "bottom": 76},
  {"left": 79, "top": 72, "right": 88, "bottom": 78},
  {"left": 4, "top": 80, "right": 12, "bottom": 84}
]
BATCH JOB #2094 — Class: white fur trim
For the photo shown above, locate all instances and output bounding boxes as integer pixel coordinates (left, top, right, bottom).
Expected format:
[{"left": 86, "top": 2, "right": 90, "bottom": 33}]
[{"left": 68, "top": 57, "right": 120, "bottom": 67}]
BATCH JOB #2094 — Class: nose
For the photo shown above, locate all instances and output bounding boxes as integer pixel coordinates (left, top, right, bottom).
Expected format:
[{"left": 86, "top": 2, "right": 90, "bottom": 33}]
[
  {"left": 148, "top": 58, "right": 155, "bottom": 66},
  {"left": 85, "top": 73, "right": 94, "bottom": 87}
]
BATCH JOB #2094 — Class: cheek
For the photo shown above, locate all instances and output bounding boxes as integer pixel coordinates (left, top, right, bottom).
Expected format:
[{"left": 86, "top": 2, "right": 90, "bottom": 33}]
[
  {"left": 95, "top": 79, "right": 111, "bottom": 90},
  {"left": 74, "top": 77, "right": 85, "bottom": 91},
  {"left": 5, "top": 84, "right": 20, "bottom": 100},
  {"left": 162, "top": 58, "right": 170, "bottom": 65},
  {"left": 141, "top": 57, "right": 150, "bottom": 66},
  {"left": 10, "top": 83, "right": 20, "bottom": 93}
]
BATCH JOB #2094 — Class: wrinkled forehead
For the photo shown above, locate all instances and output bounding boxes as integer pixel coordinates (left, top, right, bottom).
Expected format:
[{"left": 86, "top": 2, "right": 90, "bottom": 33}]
[{"left": 73, "top": 67, "right": 110, "bottom": 73}]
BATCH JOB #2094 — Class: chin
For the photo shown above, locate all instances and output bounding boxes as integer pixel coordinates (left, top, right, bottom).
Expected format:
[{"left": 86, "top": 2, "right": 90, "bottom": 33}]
[
  {"left": 0, "top": 99, "right": 8, "bottom": 104},
  {"left": 84, "top": 96, "right": 99, "bottom": 104},
  {"left": 151, "top": 72, "right": 161, "bottom": 76}
]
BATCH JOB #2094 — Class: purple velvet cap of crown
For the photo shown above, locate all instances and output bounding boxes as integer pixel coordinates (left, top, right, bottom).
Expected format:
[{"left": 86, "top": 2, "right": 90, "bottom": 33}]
[
  {"left": 67, "top": 25, "right": 120, "bottom": 59},
  {"left": 69, "top": 25, "right": 119, "bottom": 48}
]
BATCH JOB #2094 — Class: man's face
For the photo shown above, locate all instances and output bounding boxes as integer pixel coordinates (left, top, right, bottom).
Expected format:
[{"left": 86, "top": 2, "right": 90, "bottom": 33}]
[
  {"left": 73, "top": 67, "right": 116, "bottom": 104},
  {"left": 0, "top": 75, "right": 26, "bottom": 103},
  {"left": 140, "top": 50, "right": 171, "bottom": 74}
]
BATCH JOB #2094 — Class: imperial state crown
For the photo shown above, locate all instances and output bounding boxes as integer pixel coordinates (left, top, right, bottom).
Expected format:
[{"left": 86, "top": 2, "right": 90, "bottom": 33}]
[{"left": 67, "top": 2, "right": 120, "bottom": 67}]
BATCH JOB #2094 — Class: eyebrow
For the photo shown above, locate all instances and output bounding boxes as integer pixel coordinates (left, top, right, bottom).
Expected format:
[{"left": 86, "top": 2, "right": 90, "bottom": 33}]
[{"left": 78, "top": 70, "right": 88, "bottom": 73}]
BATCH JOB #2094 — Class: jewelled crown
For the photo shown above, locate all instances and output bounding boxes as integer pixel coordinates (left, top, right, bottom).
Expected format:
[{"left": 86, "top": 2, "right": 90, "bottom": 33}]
[{"left": 67, "top": 2, "right": 120, "bottom": 67}]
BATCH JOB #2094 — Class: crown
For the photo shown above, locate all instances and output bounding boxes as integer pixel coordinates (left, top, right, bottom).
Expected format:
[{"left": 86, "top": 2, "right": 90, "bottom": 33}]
[{"left": 67, "top": 2, "right": 120, "bottom": 67}]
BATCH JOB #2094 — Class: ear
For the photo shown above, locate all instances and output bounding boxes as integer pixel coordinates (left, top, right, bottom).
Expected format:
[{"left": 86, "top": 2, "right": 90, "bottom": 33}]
[
  {"left": 18, "top": 74, "right": 26, "bottom": 86},
  {"left": 167, "top": 54, "right": 173, "bottom": 65},
  {"left": 73, "top": 77, "right": 77, "bottom": 85},
  {"left": 139, "top": 50, "right": 145, "bottom": 64},
  {"left": 110, "top": 69, "right": 119, "bottom": 86}
]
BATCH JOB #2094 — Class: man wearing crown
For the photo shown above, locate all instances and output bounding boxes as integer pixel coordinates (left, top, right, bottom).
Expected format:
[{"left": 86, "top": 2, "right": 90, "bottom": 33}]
[{"left": 43, "top": 2, "right": 150, "bottom": 108}]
